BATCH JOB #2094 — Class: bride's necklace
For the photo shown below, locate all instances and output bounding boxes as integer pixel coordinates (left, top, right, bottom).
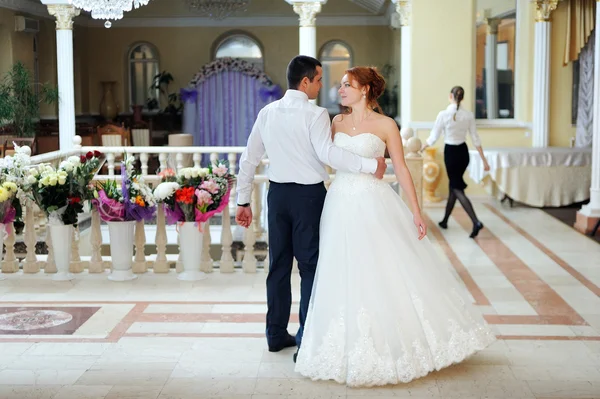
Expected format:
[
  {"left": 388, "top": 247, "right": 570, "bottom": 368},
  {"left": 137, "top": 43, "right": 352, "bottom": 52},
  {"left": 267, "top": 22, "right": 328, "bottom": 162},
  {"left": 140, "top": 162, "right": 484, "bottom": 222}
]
[{"left": 351, "top": 111, "right": 371, "bottom": 131}]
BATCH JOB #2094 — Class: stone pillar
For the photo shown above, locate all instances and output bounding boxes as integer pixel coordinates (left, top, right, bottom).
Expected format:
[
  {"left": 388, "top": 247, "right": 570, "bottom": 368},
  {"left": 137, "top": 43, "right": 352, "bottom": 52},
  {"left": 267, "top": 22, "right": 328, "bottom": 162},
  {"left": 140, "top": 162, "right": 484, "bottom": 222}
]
[
  {"left": 532, "top": 0, "right": 558, "bottom": 147},
  {"left": 575, "top": 0, "right": 600, "bottom": 235},
  {"left": 392, "top": 0, "right": 412, "bottom": 128},
  {"left": 287, "top": 0, "right": 327, "bottom": 57},
  {"left": 485, "top": 16, "right": 500, "bottom": 119},
  {"left": 46, "top": 4, "right": 80, "bottom": 151}
]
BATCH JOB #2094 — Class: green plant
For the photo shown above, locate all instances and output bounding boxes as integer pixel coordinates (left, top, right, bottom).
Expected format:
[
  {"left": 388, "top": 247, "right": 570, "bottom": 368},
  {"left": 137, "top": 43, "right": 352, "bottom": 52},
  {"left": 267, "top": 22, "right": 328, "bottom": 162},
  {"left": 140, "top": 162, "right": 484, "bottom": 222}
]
[
  {"left": 0, "top": 62, "right": 59, "bottom": 137},
  {"left": 147, "top": 70, "right": 182, "bottom": 115}
]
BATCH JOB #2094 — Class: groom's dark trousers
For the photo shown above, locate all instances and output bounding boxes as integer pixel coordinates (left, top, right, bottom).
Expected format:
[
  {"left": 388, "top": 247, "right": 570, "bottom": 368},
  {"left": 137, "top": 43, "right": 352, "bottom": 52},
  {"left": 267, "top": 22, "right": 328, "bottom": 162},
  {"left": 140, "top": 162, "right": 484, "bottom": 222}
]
[{"left": 266, "top": 180, "right": 326, "bottom": 349}]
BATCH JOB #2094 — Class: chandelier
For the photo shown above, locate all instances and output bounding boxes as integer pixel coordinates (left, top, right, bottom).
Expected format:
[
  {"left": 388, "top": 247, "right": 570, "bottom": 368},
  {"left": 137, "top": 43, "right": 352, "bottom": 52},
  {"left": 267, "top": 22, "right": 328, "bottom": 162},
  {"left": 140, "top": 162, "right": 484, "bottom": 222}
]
[
  {"left": 69, "top": 0, "right": 152, "bottom": 27},
  {"left": 184, "top": 0, "right": 251, "bottom": 20}
]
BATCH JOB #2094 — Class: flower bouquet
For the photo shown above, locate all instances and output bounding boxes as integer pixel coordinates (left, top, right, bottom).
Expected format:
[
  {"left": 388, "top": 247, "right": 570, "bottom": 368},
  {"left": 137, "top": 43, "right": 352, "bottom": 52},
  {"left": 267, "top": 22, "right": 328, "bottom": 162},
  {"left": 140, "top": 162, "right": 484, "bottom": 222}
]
[
  {"left": 93, "top": 155, "right": 156, "bottom": 281},
  {"left": 153, "top": 161, "right": 235, "bottom": 280},
  {"left": 26, "top": 151, "right": 104, "bottom": 280}
]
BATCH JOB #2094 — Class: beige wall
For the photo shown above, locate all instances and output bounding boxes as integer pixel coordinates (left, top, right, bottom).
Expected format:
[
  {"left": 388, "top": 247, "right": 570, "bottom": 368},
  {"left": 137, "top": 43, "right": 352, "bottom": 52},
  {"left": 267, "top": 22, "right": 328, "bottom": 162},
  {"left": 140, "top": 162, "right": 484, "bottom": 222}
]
[
  {"left": 83, "top": 25, "right": 392, "bottom": 115},
  {"left": 410, "top": 0, "right": 477, "bottom": 122},
  {"left": 549, "top": 0, "right": 577, "bottom": 147},
  {"left": 0, "top": 8, "right": 58, "bottom": 118}
]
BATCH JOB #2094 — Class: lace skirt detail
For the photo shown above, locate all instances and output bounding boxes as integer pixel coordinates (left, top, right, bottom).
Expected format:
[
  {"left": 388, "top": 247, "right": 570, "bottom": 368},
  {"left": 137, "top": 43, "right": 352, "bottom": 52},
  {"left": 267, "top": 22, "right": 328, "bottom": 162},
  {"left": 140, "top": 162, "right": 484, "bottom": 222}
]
[{"left": 294, "top": 179, "right": 496, "bottom": 387}]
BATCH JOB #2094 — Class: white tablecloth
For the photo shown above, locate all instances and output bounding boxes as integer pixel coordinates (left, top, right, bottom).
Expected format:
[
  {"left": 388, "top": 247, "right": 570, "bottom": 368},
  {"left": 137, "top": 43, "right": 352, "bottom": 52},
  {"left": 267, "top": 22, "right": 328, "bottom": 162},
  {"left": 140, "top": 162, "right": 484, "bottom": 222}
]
[
  {"left": 468, "top": 147, "right": 592, "bottom": 207},
  {"left": 469, "top": 147, "right": 592, "bottom": 183}
]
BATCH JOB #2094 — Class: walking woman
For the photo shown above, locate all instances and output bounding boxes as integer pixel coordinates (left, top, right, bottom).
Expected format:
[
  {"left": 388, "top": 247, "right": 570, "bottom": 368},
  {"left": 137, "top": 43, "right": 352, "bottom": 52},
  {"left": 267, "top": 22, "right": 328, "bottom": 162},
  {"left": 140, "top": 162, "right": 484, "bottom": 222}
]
[{"left": 421, "top": 86, "right": 490, "bottom": 238}]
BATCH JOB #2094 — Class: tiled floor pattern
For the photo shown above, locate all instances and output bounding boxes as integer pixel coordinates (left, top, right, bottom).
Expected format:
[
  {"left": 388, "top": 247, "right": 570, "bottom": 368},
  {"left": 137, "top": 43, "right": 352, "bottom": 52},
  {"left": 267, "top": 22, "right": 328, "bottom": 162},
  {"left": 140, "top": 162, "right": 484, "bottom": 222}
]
[{"left": 0, "top": 201, "right": 598, "bottom": 398}]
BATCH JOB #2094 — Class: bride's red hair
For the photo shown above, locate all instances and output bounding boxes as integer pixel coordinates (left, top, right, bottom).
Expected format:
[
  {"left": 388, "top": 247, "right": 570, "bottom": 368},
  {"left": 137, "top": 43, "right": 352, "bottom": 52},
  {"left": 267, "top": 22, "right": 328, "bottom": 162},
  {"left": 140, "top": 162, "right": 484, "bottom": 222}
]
[{"left": 345, "top": 66, "right": 386, "bottom": 114}]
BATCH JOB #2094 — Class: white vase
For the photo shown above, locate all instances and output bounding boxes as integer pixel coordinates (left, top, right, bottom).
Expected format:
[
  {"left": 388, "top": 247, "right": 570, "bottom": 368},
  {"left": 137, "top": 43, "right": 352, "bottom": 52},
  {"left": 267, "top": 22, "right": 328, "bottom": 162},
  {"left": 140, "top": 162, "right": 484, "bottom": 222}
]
[
  {"left": 107, "top": 221, "right": 137, "bottom": 281},
  {"left": 0, "top": 223, "right": 5, "bottom": 281},
  {"left": 48, "top": 224, "right": 74, "bottom": 281},
  {"left": 177, "top": 222, "right": 207, "bottom": 281}
]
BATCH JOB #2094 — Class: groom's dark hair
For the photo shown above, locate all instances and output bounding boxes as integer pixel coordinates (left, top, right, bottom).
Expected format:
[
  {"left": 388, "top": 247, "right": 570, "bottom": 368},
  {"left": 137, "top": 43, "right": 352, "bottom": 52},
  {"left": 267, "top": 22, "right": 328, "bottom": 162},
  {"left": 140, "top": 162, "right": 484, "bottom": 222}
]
[{"left": 287, "top": 55, "right": 322, "bottom": 89}]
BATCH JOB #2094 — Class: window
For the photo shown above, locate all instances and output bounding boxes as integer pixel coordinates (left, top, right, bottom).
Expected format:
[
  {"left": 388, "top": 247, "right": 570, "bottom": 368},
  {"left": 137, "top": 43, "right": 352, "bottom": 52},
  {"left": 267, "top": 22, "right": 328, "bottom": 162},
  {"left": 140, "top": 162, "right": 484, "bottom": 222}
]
[
  {"left": 214, "top": 34, "right": 263, "bottom": 69},
  {"left": 319, "top": 41, "right": 353, "bottom": 114},
  {"left": 475, "top": 1, "right": 517, "bottom": 119},
  {"left": 128, "top": 42, "right": 160, "bottom": 110}
]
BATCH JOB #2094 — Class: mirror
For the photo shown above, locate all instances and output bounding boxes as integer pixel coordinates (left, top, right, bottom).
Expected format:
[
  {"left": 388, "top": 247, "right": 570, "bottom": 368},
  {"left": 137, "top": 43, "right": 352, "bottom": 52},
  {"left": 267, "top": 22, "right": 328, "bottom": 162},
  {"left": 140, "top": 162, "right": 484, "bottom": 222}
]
[{"left": 475, "top": 0, "right": 517, "bottom": 119}]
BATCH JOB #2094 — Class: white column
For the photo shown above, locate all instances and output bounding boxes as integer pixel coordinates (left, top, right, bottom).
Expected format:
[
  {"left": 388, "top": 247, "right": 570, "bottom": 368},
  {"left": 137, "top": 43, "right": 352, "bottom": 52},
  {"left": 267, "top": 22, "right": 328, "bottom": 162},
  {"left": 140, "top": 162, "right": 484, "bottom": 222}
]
[
  {"left": 578, "top": 6, "right": 600, "bottom": 219},
  {"left": 287, "top": 0, "right": 327, "bottom": 58},
  {"left": 531, "top": 0, "right": 558, "bottom": 148},
  {"left": 485, "top": 18, "right": 500, "bottom": 119},
  {"left": 46, "top": 4, "right": 80, "bottom": 151},
  {"left": 392, "top": 0, "right": 412, "bottom": 128}
]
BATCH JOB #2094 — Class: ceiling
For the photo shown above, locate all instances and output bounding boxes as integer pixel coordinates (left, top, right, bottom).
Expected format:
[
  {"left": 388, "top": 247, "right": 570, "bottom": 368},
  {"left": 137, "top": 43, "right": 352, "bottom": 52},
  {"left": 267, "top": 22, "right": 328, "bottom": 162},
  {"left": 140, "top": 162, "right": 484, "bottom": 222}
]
[{"left": 125, "top": 0, "right": 391, "bottom": 19}]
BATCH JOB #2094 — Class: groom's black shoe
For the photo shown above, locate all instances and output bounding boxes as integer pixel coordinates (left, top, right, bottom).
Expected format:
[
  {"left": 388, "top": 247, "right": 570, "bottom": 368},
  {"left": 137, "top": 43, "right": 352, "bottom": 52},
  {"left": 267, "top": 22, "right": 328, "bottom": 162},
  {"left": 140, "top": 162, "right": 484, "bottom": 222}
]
[
  {"left": 268, "top": 334, "right": 297, "bottom": 352},
  {"left": 293, "top": 351, "right": 298, "bottom": 363}
]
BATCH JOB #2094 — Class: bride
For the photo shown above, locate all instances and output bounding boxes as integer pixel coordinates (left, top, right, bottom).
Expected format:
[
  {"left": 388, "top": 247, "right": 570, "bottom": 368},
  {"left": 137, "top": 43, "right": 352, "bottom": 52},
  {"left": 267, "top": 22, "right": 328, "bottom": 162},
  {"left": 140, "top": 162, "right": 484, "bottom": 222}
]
[{"left": 294, "top": 66, "right": 496, "bottom": 387}]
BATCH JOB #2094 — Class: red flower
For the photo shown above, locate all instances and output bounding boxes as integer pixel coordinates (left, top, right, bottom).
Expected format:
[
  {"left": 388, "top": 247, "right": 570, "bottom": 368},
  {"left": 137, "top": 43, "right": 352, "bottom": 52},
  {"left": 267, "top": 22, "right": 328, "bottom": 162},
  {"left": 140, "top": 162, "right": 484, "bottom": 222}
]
[
  {"left": 94, "top": 150, "right": 103, "bottom": 158},
  {"left": 86, "top": 151, "right": 93, "bottom": 160},
  {"left": 80, "top": 155, "right": 87, "bottom": 163},
  {"left": 175, "top": 187, "right": 195, "bottom": 205},
  {"left": 68, "top": 197, "right": 81, "bottom": 204}
]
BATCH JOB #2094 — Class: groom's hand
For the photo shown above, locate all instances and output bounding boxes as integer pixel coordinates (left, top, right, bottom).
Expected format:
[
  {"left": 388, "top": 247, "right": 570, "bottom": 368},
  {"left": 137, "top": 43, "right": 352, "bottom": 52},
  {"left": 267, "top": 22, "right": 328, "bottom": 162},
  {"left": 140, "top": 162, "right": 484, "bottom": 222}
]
[
  {"left": 373, "top": 157, "right": 386, "bottom": 180},
  {"left": 236, "top": 206, "right": 253, "bottom": 228}
]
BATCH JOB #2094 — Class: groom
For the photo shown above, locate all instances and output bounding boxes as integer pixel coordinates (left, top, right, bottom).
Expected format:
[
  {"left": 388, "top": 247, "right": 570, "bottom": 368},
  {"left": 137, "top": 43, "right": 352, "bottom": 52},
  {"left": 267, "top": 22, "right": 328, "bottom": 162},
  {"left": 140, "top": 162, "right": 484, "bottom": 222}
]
[{"left": 236, "top": 55, "right": 386, "bottom": 359}]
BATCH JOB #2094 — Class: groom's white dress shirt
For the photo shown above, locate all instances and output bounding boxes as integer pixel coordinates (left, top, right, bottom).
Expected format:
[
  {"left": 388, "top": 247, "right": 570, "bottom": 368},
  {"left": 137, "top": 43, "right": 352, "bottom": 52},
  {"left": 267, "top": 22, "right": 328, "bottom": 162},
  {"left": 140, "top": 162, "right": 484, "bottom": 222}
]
[{"left": 236, "top": 90, "right": 378, "bottom": 205}]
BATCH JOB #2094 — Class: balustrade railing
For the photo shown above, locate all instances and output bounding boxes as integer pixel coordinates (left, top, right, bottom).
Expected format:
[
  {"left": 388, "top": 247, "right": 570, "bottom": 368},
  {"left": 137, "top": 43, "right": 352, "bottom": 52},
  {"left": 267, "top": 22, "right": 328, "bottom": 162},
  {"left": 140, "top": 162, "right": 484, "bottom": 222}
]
[{"left": 1, "top": 135, "right": 423, "bottom": 277}]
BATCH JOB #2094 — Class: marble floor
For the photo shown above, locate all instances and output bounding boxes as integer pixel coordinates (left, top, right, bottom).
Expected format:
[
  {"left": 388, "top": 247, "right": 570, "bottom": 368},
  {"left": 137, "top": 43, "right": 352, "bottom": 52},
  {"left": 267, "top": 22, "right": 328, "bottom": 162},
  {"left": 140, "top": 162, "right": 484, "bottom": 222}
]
[{"left": 0, "top": 201, "right": 599, "bottom": 398}]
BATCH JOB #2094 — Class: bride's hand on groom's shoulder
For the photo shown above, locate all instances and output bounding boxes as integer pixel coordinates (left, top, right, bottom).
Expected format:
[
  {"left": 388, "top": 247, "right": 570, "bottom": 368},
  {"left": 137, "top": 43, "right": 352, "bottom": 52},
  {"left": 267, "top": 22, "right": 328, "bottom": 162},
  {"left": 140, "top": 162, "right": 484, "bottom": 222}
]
[
  {"left": 413, "top": 213, "right": 427, "bottom": 240},
  {"left": 236, "top": 206, "right": 253, "bottom": 228}
]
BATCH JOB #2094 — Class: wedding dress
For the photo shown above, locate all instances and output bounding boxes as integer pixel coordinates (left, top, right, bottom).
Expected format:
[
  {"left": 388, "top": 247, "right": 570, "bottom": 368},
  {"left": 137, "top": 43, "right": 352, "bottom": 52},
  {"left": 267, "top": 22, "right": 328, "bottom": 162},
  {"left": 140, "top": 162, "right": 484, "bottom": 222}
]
[{"left": 294, "top": 132, "right": 496, "bottom": 387}]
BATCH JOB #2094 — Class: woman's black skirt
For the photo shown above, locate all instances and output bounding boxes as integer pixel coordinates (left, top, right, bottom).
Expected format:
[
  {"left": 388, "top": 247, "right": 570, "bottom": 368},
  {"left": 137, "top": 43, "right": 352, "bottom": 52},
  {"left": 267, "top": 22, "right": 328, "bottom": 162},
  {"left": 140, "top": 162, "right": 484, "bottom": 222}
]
[{"left": 444, "top": 142, "right": 469, "bottom": 190}]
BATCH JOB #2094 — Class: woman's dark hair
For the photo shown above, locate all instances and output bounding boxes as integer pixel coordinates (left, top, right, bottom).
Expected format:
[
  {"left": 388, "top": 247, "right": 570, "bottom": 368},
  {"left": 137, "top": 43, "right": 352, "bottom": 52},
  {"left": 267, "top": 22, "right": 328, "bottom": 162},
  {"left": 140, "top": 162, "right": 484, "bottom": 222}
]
[
  {"left": 451, "top": 86, "right": 464, "bottom": 121},
  {"left": 287, "top": 55, "right": 322, "bottom": 89}
]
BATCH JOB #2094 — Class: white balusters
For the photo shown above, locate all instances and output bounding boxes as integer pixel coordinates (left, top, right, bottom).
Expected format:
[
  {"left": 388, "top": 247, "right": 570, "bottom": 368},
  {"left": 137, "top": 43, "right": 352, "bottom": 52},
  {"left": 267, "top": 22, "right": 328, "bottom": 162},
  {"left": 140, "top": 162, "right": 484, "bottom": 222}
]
[
  {"left": 252, "top": 184, "right": 262, "bottom": 238},
  {"left": 219, "top": 205, "right": 234, "bottom": 273},
  {"left": 44, "top": 223, "right": 57, "bottom": 274},
  {"left": 107, "top": 152, "right": 116, "bottom": 176},
  {"left": 242, "top": 221, "right": 257, "bottom": 273},
  {"left": 176, "top": 153, "right": 184, "bottom": 171},
  {"left": 69, "top": 225, "right": 84, "bottom": 273},
  {"left": 228, "top": 153, "right": 238, "bottom": 210},
  {"left": 153, "top": 205, "right": 169, "bottom": 273},
  {"left": 159, "top": 153, "right": 168, "bottom": 172},
  {"left": 200, "top": 222, "right": 213, "bottom": 273},
  {"left": 22, "top": 204, "right": 39, "bottom": 273},
  {"left": 210, "top": 152, "right": 218, "bottom": 166},
  {"left": 88, "top": 209, "right": 104, "bottom": 273},
  {"left": 140, "top": 153, "right": 149, "bottom": 176},
  {"left": 1, "top": 223, "right": 18, "bottom": 273},
  {"left": 193, "top": 153, "right": 201, "bottom": 168},
  {"left": 133, "top": 221, "right": 147, "bottom": 274}
]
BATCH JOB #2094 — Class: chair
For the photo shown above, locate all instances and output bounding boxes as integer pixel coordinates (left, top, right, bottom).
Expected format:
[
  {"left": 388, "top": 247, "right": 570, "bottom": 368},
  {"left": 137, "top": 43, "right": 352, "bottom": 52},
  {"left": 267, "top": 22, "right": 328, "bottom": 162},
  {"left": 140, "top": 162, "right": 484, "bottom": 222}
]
[
  {"left": 131, "top": 128, "right": 151, "bottom": 147},
  {"left": 98, "top": 123, "right": 132, "bottom": 147},
  {"left": 2, "top": 137, "right": 37, "bottom": 157},
  {"left": 167, "top": 133, "right": 194, "bottom": 169}
]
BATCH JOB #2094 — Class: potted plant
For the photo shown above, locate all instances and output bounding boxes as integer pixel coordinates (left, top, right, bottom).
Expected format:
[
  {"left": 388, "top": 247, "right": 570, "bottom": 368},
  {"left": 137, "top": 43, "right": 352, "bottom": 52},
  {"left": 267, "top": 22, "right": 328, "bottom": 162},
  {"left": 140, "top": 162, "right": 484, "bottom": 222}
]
[
  {"left": 93, "top": 155, "right": 156, "bottom": 281},
  {"left": 0, "top": 62, "right": 59, "bottom": 137},
  {"left": 27, "top": 151, "right": 104, "bottom": 281},
  {"left": 146, "top": 71, "right": 182, "bottom": 132},
  {"left": 154, "top": 162, "right": 235, "bottom": 281}
]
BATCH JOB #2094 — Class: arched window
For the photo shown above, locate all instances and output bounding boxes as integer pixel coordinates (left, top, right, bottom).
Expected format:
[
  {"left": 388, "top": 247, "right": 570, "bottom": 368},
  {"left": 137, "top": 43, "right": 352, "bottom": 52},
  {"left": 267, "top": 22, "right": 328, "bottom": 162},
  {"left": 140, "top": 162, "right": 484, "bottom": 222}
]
[
  {"left": 128, "top": 42, "right": 160, "bottom": 110},
  {"left": 319, "top": 41, "right": 353, "bottom": 114},
  {"left": 214, "top": 33, "right": 263, "bottom": 69}
]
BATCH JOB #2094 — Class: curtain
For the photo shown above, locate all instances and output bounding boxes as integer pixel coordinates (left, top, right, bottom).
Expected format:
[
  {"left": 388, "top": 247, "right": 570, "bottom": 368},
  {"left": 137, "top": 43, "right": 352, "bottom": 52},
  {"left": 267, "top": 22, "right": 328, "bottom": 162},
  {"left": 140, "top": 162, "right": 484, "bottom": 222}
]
[
  {"left": 576, "top": 31, "right": 595, "bottom": 148},
  {"left": 564, "top": 0, "right": 596, "bottom": 66}
]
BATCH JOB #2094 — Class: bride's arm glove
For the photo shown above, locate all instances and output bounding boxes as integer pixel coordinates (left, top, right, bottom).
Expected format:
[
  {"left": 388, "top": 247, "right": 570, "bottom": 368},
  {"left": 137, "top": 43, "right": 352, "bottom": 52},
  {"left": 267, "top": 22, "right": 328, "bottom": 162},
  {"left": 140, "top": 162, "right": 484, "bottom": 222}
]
[
  {"left": 310, "top": 109, "right": 381, "bottom": 178},
  {"left": 384, "top": 119, "right": 427, "bottom": 240}
]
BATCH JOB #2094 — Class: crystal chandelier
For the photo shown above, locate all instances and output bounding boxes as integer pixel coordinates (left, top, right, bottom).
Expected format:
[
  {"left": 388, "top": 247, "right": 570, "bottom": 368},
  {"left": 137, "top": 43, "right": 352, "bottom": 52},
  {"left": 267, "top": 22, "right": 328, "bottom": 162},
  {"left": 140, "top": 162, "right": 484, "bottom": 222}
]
[
  {"left": 184, "top": 0, "right": 251, "bottom": 20},
  {"left": 69, "top": 0, "right": 152, "bottom": 27}
]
